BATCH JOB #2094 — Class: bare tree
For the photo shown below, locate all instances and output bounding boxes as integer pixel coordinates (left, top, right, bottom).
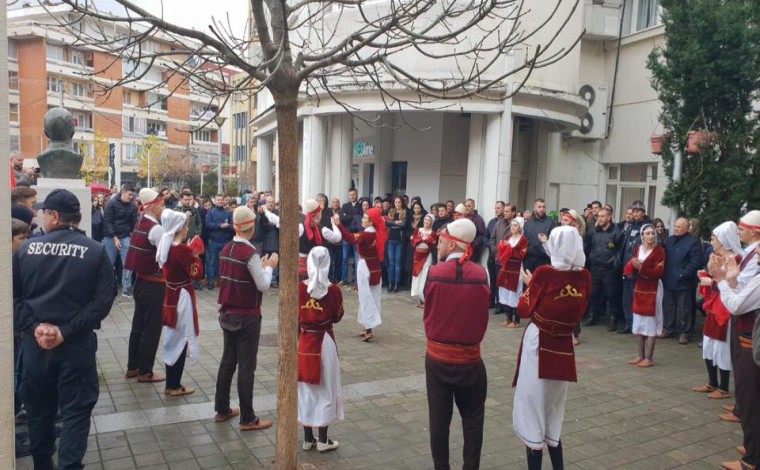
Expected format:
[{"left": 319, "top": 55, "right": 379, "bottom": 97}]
[{"left": 37, "top": 0, "right": 581, "bottom": 467}]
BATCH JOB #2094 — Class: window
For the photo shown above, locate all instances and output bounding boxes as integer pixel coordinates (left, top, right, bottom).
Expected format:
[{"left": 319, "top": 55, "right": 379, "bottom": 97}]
[
  {"left": 73, "top": 111, "right": 93, "bottom": 130},
  {"left": 8, "top": 40, "right": 17, "bottom": 59},
  {"left": 144, "top": 67, "right": 163, "bottom": 84},
  {"left": 234, "top": 145, "right": 247, "bottom": 161},
  {"left": 391, "top": 161, "right": 408, "bottom": 195},
  {"left": 8, "top": 71, "right": 18, "bottom": 91},
  {"left": 10, "top": 135, "right": 19, "bottom": 151},
  {"left": 70, "top": 50, "right": 85, "bottom": 66},
  {"left": 122, "top": 143, "right": 142, "bottom": 163},
  {"left": 71, "top": 82, "right": 93, "bottom": 98},
  {"left": 122, "top": 115, "right": 147, "bottom": 135},
  {"left": 193, "top": 129, "right": 213, "bottom": 142},
  {"left": 624, "top": 0, "right": 661, "bottom": 34},
  {"left": 47, "top": 44, "right": 65, "bottom": 61},
  {"left": 147, "top": 120, "right": 167, "bottom": 137},
  {"left": 123, "top": 59, "right": 149, "bottom": 79},
  {"left": 234, "top": 112, "right": 248, "bottom": 129},
  {"left": 123, "top": 91, "right": 133, "bottom": 106},
  {"left": 47, "top": 77, "right": 65, "bottom": 93},
  {"left": 147, "top": 92, "right": 168, "bottom": 112},
  {"left": 9, "top": 103, "right": 18, "bottom": 122},
  {"left": 605, "top": 163, "right": 660, "bottom": 221}
]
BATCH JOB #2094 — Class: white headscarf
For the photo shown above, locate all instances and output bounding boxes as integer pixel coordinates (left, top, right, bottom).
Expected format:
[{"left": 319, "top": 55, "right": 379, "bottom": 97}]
[
  {"left": 156, "top": 209, "right": 187, "bottom": 269},
  {"left": 511, "top": 216, "right": 525, "bottom": 233},
  {"left": 547, "top": 225, "right": 586, "bottom": 271},
  {"left": 713, "top": 221, "right": 741, "bottom": 255},
  {"left": 306, "top": 246, "right": 331, "bottom": 300}
]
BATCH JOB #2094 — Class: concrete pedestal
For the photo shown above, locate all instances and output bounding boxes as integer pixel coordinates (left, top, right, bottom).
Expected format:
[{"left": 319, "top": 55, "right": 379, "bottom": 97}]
[{"left": 33, "top": 178, "right": 93, "bottom": 237}]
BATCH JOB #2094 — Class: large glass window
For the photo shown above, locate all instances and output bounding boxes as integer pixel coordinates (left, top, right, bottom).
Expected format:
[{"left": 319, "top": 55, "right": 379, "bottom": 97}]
[
  {"left": 122, "top": 143, "right": 142, "bottom": 163},
  {"left": 9, "top": 103, "right": 19, "bottom": 122},
  {"left": 8, "top": 71, "right": 18, "bottom": 91},
  {"left": 623, "top": 0, "right": 662, "bottom": 34},
  {"left": 47, "top": 44, "right": 65, "bottom": 61},
  {"left": 606, "top": 163, "right": 659, "bottom": 220},
  {"left": 8, "top": 39, "right": 18, "bottom": 59},
  {"left": 391, "top": 161, "right": 407, "bottom": 195}
]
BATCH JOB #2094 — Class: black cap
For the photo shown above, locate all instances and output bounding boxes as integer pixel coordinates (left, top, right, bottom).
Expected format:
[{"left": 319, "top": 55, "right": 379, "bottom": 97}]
[
  {"left": 11, "top": 204, "right": 35, "bottom": 226},
  {"left": 33, "top": 189, "right": 80, "bottom": 213}
]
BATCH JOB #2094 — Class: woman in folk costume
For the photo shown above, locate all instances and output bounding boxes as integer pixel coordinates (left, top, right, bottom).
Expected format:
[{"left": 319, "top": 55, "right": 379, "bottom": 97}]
[
  {"left": 497, "top": 216, "right": 528, "bottom": 328},
  {"left": 157, "top": 210, "right": 204, "bottom": 397},
  {"left": 512, "top": 226, "right": 592, "bottom": 470},
  {"left": 692, "top": 221, "right": 741, "bottom": 398},
  {"left": 298, "top": 199, "right": 341, "bottom": 280},
  {"left": 410, "top": 213, "right": 437, "bottom": 308},
  {"left": 625, "top": 223, "right": 665, "bottom": 368},
  {"left": 333, "top": 207, "right": 387, "bottom": 342},
  {"left": 298, "top": 246, "right": 345, "bottom": 453}
]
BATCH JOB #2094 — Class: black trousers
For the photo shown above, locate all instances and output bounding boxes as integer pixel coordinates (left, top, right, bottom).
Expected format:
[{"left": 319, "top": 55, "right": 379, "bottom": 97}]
[
  {"left": 215, "top": 315, "right": 262, "bottom": 424},
  {"left": 736, "top": 343, "right": 760, "bottom": 466},
  {"left": 488, "top": 259, "right": 499, "bottom": 306},
  {"left": 328, "top": 244, "right": 342, "bottom": 284},
  {"left": 426, "top": 356, "right": 487, "bottom": 470},
  {"left": 589, "top": 265, "right": 621, "bottom": 321},
  {"left": 127, "top": 279, "right": 166, "bottom": 374},
  {"left": 166, "top": 344, "right": 187, "bottom": 389},
  {"left": 621, "top": 279, "right": 636, "bottom": 329},
  {"left": 662, "top": 288, "right": 695, "bottom": 337},
  {"left": 24, "top": 332, "right": 99, "bottom": 470}
]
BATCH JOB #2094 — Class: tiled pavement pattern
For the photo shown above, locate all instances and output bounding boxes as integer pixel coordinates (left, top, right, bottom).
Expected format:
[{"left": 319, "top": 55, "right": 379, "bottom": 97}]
[{"left": 17, "top": 286, "right": 745, "bottom": 469}]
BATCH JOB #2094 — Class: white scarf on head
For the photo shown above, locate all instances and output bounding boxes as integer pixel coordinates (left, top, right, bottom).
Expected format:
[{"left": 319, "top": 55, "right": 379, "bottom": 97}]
[
  {"left": 547, "top": 225, "right": 586, "bottom": 271},
  {"left": 713, "top": 221, "right": 741, "bottom": 255},
  {"left": 156, "top": 209, "right": 187, "bottom": 269},
  {"left": 306, "top": 246, "right": 331, "bottom": 300}
]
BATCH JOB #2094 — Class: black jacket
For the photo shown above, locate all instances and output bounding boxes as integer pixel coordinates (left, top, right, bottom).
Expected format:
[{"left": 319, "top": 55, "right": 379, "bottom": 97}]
[
  {"left": 523, "top": 214, "right": 556, "bottom": 266},
  {"left": 663, "top": 234, "right": 703, "bottom": 291},
  {"left": 261, "top": 210, "right": 280, "bottom": 253},
  {"left": 386, "top": 210, "right": 412, "bottom": 242},
  {"left": 103, "top": 195, "right": 138, "bottom": 239},
  {"left": 585, "top": 223, "right": 624, "bottom": 270},
  {"left": 91, "top": 207, "right": 104, "bottom": 242},
  {"left": 13, "top": 226, "right": 116, "bottom": 340},
  {"left": 340, "top": 201, "right": 364, "bottom": 233}
]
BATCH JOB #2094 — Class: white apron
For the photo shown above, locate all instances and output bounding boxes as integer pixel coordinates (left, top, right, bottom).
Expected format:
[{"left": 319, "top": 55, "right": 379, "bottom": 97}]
[
  {"left": 356, "top": 258, "right": 382, "bottom": 329},
  {"left": 410, "top": 251, "right": 433, "bottom": 298},
  {"left": 162, "top": 288, "right": 200, "bottom": 366},
  {"left": 702, "top": 321, "right": 732, "bottom": 371}
]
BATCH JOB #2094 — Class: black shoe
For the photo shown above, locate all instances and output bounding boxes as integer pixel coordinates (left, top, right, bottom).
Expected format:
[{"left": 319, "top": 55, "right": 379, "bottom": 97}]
[
  {"left": 616, "top": 327, "right": 632, "bottom": 334},
  {"left": 207, "top": 284, "right": 214, "bottom": 291},
  {"left": 387, "top": 285, "right": 393, "bottom": 294},
  {"left": 393, "top": 284, "right": 399, "bottom": 293},
  {"left": 607, "top": 318, "right": 617, "bottom": 332},
  {"left": 583, "top": 317, "right": 597, "bottom": 327}
]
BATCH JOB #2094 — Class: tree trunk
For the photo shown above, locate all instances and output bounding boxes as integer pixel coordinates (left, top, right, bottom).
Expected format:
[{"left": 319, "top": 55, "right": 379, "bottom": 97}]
[{"left": 273, "top": 97, "right": 299, "bottom": 469}]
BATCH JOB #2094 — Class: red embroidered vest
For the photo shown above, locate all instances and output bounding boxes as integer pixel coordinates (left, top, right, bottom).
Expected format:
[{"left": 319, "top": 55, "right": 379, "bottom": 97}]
[
  {"left": 218, "top": 241, "right": 262, "bottom": 315},
  {"left": 124, "top": 217, "right": 160, "bottom": 275}
]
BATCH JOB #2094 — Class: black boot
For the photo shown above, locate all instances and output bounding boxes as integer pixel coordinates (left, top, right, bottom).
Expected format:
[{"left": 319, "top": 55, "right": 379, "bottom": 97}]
[
  {"left": 387, "top": 283, "right": 393, "bottom": 294},
  {"left": 583, "top": 314, "right": 597, "bottom": 327},
  {"left": 607, "top": 316, "right": 617, "bottom": 332}
]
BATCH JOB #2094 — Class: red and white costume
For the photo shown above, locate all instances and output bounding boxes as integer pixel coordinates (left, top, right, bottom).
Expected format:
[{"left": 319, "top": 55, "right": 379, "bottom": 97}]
[
  {"left": 497, "top": 231, "right": 528, "bottom": 308},
  {"left": 410, "top": 216, "right": 437, "bottom": 298},
  {"left": 627, "top": 243, "right": 665, "bottom": 338},
  {"left": 298, "top": 247, "right": 345, "bottom": 427},
  {"left": 512, "top": 226, "right": 592, "bottom": 450}
]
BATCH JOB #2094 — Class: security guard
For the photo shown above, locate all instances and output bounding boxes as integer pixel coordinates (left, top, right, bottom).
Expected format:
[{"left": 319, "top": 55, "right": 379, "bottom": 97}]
[{"left": 13, "top": 189, "right": 115, "bottom": 470}]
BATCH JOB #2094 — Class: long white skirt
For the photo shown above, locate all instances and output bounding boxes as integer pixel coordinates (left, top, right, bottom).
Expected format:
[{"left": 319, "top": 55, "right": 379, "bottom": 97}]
[
  {"left": 631, "top": 281, "right": 664, "bottom": 338},
  {"left": 162, "top": 288, "right": 200, "bottom": 366},
  {"left": 298, "top": 334, "right": 345, "bottom": 427},
  {"left": 498, "top": 272, "right": 523, "bottom": 308},
  {"left": 356, "top": 258, "right": 382, "bottom": 329},
  {"left": 513, "top": 323, "right": 568, "bottom": 450},
  {"left": 410, "top": 253, "right": 432, "bottom": 298},
  {"left": 703, "top": 321, "right": 732, "bottom": 371}
]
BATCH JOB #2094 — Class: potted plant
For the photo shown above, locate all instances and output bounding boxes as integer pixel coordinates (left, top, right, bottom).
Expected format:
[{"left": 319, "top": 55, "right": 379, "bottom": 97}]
[
  {"left": 650, "top": 133, "right": 670, "bottom": 155},
  {"left": 687, "top": 130, "right": 711, "bottom": 154}
]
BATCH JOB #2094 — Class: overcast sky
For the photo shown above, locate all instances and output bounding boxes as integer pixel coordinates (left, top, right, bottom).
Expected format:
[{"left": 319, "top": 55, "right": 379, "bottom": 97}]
[{"left": 127, "top": 0, "right": 249, "bottom": 37}]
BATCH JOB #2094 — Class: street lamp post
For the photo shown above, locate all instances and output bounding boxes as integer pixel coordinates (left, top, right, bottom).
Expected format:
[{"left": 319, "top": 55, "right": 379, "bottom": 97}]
[
  {"left": 214, "top": 115, "right": 227, "bottom": 195},
  {"left": 145, "top": 141, "right": 153, "bottom": 188}
]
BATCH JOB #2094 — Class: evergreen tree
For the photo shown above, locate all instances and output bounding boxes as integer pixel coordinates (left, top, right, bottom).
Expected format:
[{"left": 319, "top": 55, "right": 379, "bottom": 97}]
[{"left": 647, "top": 0, "right": 760, "bottom": 234}]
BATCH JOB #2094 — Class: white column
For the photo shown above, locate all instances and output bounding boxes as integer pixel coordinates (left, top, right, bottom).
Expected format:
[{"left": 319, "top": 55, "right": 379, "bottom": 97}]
[
  {"left": 301, "top": 115, "right": 326, "bottom": 204},
  {"left": 329, "top": 115, "right": 353, "bottom": 200},
  {"left": 466, "top": 114, "right": 502, "bottom": 216},
  {"left": 256, "top": 136, "right": 272, "bottom": 191},
  {"left": 374, "top": 113, "right": 394, "bottom": 198}
]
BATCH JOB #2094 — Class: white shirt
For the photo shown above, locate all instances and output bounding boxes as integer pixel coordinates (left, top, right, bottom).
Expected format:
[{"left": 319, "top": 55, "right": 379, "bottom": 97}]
[
  {"left": 718, "top": 274, "right": 760, "bottom": 315},
  {"left": 144, "top": 214, "right": 163, "bottom": 247},
  {"left": 738, "top": 241, "right": 760, "bottom": 288},
  {"left": 232, "top": 236, "right": 273, "bottom": 291}
]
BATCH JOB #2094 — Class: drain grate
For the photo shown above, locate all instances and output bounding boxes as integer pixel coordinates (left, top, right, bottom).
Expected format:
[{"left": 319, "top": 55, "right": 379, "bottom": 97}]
[{"left": 259, "top": 333, "right": 278, "bottom": 347}]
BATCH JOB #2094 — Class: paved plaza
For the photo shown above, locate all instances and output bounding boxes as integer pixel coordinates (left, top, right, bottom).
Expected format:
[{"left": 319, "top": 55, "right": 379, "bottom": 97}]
[{"left": 16, "top": 285, "right": 745, "bottom": 469}]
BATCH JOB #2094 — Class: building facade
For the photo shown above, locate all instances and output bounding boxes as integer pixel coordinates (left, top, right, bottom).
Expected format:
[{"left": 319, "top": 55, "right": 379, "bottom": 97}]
[
  {"left": 252, "top": 0, "right": 668, "bottom": 223},
  {"left": 8, "top": 5, "right": 232, "bottom": 191}
]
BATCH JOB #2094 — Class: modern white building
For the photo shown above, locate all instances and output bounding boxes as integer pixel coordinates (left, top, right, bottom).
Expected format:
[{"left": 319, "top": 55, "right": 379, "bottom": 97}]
[{"left": 252, "top": 0, "right": 666, "bottom": 222}]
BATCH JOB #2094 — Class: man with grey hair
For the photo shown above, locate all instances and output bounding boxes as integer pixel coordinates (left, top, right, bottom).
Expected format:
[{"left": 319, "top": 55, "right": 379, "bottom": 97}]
[
  {"left": 662, "top": 217, "right": 703, "bottom": 344},
  {"left": 11, "top": 150, "right": 36, "bottom": 187}
]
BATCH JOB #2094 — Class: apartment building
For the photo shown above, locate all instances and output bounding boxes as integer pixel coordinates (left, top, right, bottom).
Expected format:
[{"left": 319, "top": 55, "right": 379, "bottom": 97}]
[{"left": 8, "top": 4, "right": 233, "bottom": 190}]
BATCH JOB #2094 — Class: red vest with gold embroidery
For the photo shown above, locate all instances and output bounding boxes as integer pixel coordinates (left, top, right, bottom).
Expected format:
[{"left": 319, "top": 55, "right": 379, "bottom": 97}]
[
  {"left": 218, "top": 241, "right": 262, "bottom": 315},
  {"left": 124, "top": 216, "right": 160, "bottom": 275}
]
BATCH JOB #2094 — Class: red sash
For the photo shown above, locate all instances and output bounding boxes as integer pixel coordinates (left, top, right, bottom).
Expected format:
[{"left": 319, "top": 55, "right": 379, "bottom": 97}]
[
  {"left": 426, "top": 340, "right": 481, "bottom": 365},
  {"left": 412, "top": 249, "right": 430, "bottom": 277}
]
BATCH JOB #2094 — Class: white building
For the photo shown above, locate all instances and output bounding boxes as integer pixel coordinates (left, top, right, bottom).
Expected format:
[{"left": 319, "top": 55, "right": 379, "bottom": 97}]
[{"left": 252, "top": 0, "right": 667, "bottom": 223}]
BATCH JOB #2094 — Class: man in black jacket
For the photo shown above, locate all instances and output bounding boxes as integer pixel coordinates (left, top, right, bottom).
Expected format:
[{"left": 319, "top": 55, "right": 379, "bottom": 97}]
[
  {"left": 584, "top": 207, "right": 624, "bottom": 327},
  {"left": 102, "top": 184, "right": 138, "bottom": 296},
  {"left": 662, "top": 217, "right": 703, "bottom": 343},
  {"left": 15, "top": 189, "right": 116, "bottom": 470},
  {"left": 523, "top": 198, "right": 556, "bottom": 272},
  {"left": 619, "top": 201, "right": 651, "bottom": 333},
  {"left": 339, "top": 188, "right": 363, "bottom": 286}
]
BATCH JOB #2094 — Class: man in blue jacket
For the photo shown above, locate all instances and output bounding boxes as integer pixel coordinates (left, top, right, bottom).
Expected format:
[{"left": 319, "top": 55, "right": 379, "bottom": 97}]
[
  {"left": 205, "top": 194, "right": 234, "bottom": 290},
  {"left": 662, "top": 217, "right": 703, "bottom": 343}
]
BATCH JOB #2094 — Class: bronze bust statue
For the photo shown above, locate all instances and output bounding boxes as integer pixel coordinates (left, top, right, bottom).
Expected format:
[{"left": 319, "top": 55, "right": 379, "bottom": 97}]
[{"left": 37, "top": 107, "right": 84, "bottom": 179}]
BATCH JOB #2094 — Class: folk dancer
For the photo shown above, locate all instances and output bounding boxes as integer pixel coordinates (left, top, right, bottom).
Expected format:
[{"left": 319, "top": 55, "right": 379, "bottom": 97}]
[
  {"left": 411, "top": 213, "right": 437, "bottom": 308},
  {"left": 625, "top": 223, "right": 665, "bottom": 368},
  {"left": 712, "top": 239, "right": 760, "bottom": 470},
  {"left": 299, "top": 246, "right": 345, "bottom": 453},
  {"left": 156, "top": 210, "right": 204, "bottom": 396},
  {"left": 333, "top": 208, "right": 387, "bottom": 342},
  {"left": 124, "top": 188, "right": 167, "bottom": 383},
  {"left": 297, "top": 199, "right": 342, "bottom": 280},
  {"left": 512, "top": 226, "right": 592, "bottom": 470},
  {"left": 693, "top": 221, "right": 741, "bottom": 398},
  {"left": 497, "top": 217, "right": 528, "bottom": 328},
  {"left": 422, "top": 219, "right": 490, "bottom": 470},
  {"left": 214, "top": 206, "right": 278, "bottom": 431}
]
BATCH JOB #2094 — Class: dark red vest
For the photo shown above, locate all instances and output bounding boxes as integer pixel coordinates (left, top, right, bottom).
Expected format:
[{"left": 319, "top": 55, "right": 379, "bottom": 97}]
[
  {"left": 124, "top": 216, "right": 160, "bottom": 275},
  {"left": 218, "top": 240, "right": 262, "bottom": 315}
]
